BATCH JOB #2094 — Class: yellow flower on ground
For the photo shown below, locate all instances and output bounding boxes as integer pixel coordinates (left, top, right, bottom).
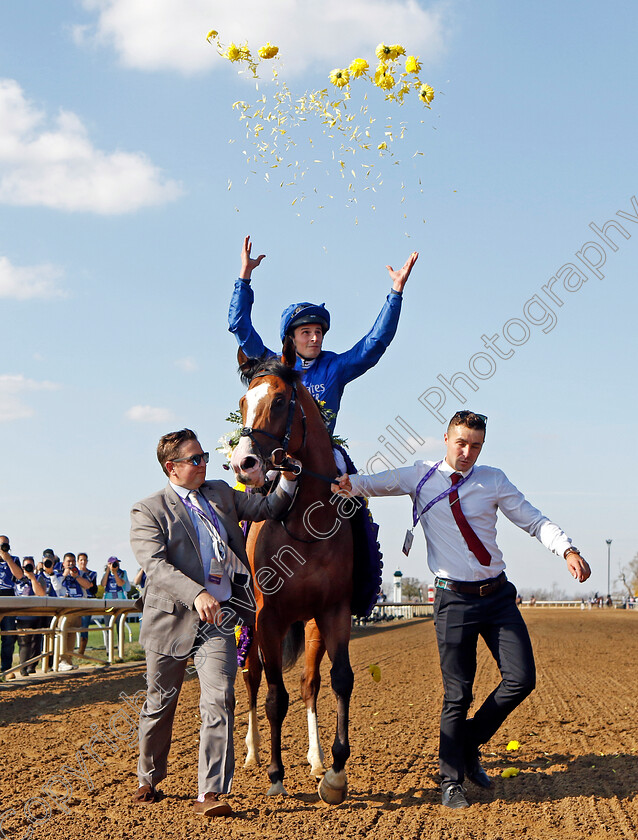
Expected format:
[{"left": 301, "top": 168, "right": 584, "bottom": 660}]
[
  {"left": 349, "top": 58, "right": 369, "bottom": 78},
  {"left": 227, "top": 42, "right": 242, "bottom": 62},
  {"left": 419, "top": 83, "right": 435, "bottom": 104},
  {"left": 206, "top": 29, "right": 218, "bottom": 42},
  {"left": 501, "top": 767, "right": 520, "bottom": 778},
  {"left": 329, "top": 67, "right": 350, "bottom": 88},
  {"left": 405, "top": 55, "right": 421, "bottom": 74},
  {"left": 258, "top": 42, "right": 279, "bottom": 59},
  {"left": 374, "top": 64, "right": 395, "bottom": 90},
  {"left": 506, "top": 740, "right": 520, "bottom": 751},
  {"left": 368, "top": 664, "right": 381, "bottom": 682}
]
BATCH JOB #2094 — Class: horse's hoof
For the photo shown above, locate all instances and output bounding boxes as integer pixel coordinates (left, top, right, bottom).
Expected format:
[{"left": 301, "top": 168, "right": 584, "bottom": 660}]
[
  {"left": 266, "top": 781, "right": 288, "bottom": 797},
  {"left": 309, "top": 762, "right": 327, "bottom": 778},
  {"left": 244, "top": 755, "right": 260, "bottom": 768},
  {"left": 317, "top": 769, "right": 348, "bottom": 805}
]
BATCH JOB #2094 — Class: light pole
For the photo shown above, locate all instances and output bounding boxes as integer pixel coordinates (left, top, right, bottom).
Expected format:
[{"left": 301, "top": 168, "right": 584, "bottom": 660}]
[{"left": 606, "top": 539, "right": 612, "bottom": 599}]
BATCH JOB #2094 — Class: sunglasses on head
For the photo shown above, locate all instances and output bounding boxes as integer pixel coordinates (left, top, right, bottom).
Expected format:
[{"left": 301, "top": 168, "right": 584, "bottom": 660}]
[
  {"left": 455, "top": 411, "right": 488, "bottom": 425},
  {"left": 171, "top": 452, "right": 210, "bottom": 467}
]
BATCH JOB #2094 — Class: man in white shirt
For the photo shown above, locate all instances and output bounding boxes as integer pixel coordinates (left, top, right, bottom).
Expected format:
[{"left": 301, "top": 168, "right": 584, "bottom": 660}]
[{"left": 334, "top": 410, "right": 591, "bottom": 809}]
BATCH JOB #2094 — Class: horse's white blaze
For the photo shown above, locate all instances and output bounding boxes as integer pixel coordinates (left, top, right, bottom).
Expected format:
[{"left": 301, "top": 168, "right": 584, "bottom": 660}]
[
  {"left": 244, "top": 381, "right": 271, "bottom": 427},
  {"left": 244, "top": 706, "right": 261, "bottom": 767},
  {"left": 306, "top": 708, "right": 326, "bottom": 777}
]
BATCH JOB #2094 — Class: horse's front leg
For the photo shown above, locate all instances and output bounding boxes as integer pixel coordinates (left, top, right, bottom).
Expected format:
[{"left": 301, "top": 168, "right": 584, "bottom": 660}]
[
  {"left": 259, "top": 616, "right": 289, "bottom": 796},
  {"left": 301, "top": 618, "right": 327, "bottom": 777},
  {"left": 315, "top": 605, "right": 354, "bottom": 805},
  {"left": 242, "top": 641, "right": 263, "bottom": 768}
]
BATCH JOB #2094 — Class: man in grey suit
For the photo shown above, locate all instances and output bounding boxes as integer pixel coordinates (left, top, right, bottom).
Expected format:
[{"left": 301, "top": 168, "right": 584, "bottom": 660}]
[{"left": 130, "top": 428, "right": 298, "bottom": 816}]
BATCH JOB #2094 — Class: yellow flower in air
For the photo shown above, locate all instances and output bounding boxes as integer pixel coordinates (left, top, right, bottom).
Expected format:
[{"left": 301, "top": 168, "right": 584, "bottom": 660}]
[
  {"left": 506, "top": 740, "right": 520, "bottom": 751},
  {"left": 227, "top": 42, "right": 242, "bottom": 62},
  {"left": 501, "top": 767, "right": 520, "bottom": 778},
  {"left": 374, "top": 64, "right": 395, "bottom": 90},
  {"left": 377, "top": 142, "right": 388, "bottom": 150},
  {"left": 258, "top": 42, "right": 279, "bottom": 59},
  {"left": 349, "top": 58, "right": 369, "bottom": 78},
  {"left": 368, "top": 664, "right": 381, "bottom": 682},
  {"left": 419, "top": 83, "right": 435, "bottom": 104},
  {"left": 405, "top": 55, "right": 421, "bottom": 74},
  {"left": 375, "top": 43, "right": 403, "bottom": 61},
  {"left": 329, "top": 67, "right": 350, "bottom": 88},
  {"left": 206, "top": 29, "right": 218, "bottom": 43}
]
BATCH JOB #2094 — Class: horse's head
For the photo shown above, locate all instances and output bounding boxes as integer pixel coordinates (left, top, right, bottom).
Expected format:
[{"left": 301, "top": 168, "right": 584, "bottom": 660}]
[{"left": 230, "top": 341, "right": 304, "bottom": 487}]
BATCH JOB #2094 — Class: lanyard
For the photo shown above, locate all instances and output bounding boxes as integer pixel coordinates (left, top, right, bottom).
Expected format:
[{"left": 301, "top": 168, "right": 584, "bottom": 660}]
[
  {"left": 182, "top": 493, "right": 227, "bottom": 561},
  {"left": 412, "top": 461, "right": 474, "bottom": 527}
]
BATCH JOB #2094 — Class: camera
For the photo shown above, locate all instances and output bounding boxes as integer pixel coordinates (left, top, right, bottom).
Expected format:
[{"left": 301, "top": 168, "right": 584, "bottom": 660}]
[
  {"left": 0, "top": 542, "right": 10, "bottom": 553},
  {"left": 24, "top": 559, "right": 34, "bottom": 573},
  {"left": 43, "top": 558, "right": 54, "bottom": 570},
  {"left": 111, "top": 561, "right": 119, "bottom": 569}
]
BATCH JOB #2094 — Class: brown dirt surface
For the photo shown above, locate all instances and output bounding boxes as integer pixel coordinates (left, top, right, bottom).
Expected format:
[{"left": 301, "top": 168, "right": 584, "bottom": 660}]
[{"left": 1, "top": 609, "right": 637, "bottom": 840}]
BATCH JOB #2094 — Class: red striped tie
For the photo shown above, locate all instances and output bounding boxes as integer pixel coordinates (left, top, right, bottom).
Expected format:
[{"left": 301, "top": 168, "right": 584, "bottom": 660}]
[{"left": 449, "top": 473, "right": 491, "bottom": 566}]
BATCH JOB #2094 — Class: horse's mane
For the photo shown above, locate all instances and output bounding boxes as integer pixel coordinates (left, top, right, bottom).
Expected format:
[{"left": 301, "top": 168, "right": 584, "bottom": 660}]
[{"left": 238, "top": 354, "right": 301, "bottom": 388}]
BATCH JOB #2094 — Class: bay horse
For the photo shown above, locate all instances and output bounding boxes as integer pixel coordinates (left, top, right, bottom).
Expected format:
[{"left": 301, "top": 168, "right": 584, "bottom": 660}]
[{"left": 230, "top": 341, "right": 359, "bottom": 804}]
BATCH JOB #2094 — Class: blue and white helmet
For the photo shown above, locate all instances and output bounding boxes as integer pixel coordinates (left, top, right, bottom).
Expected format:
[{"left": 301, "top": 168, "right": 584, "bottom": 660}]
[{"left": 279, "top": 302, "right": 331, "bottom": 343}]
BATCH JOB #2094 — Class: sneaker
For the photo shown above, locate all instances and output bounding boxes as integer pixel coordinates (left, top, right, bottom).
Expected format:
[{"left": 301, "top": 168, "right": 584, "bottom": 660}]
[
  {"left": 57, "top": 661, "right": 76, "bottom": 672},
  {"left": 441, "top": 783, "right": 470, "bottom": 809}
]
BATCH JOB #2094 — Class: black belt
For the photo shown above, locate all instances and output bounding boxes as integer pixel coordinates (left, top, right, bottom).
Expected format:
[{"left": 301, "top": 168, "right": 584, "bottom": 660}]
[{"left": 434, "top": 572, "right": 507, "bottom": 597}]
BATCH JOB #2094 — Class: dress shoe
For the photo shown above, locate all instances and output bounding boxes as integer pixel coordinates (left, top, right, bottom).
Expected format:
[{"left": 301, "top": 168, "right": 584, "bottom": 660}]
[
  {"left": 193, "top": 792, "right": 233, "bottom": 817},
  {"left": 441, "top": 783, "right": 469, "bottom": 809},
  {"left": 465, "top": 749, "right": 493, "bottom": 789},
  {"left": 132, "top": 784, "right": 159, "bottom": 805}
]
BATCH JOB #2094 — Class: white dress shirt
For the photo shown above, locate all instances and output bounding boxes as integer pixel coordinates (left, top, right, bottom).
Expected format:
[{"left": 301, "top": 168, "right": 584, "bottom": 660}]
[{"left": 350, "top": 459, "right": 573, "bottom": 582}]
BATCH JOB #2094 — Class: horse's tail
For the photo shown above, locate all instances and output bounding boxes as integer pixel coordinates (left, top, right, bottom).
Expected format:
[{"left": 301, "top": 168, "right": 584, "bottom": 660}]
[{"left": 281, "top": 621, "right": 305, "bottom": 671}]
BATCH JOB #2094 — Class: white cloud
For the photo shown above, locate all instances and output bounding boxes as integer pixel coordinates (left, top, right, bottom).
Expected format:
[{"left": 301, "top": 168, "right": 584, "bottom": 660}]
[
  {"left": 75, "top": 0, "right": 449, "bottom": 76},
  {"left": 0, "top": 256, "right": 65, "bottom": 299},
  {"left": 174, "top": 357, "right": 198, "bottom": 373},
  {"left": 126, "top": 405, "right": 175, "bottom": 423},
  {"left": 0, "top": 78, "right": 183, "bottom": 214},
  {"left": 0, "top": 374, "right": 60, "bottom": 422}
]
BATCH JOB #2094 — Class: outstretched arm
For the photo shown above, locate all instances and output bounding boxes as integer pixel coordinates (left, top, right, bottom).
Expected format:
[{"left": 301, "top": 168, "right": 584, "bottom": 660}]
[
  {"left": 228, "top": 235, "right": 273, "bottom": 358},
  {"left": 387, "top": 251, "right": 418, "bottom": 293}
]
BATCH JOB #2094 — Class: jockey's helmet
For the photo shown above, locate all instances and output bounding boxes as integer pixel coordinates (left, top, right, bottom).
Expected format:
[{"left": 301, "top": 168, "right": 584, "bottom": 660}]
[{"left": 279, "top": 302, "right": 331, "bottom": 343}]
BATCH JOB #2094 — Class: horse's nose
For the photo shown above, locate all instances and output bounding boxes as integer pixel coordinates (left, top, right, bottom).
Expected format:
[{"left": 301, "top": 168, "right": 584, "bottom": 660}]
[{"left": 240, "top": 455, "right": 259, "bottom": 471}]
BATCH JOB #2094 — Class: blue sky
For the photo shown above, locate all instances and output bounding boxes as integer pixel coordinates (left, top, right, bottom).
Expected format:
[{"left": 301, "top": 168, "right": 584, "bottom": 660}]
[{"left": 1, "top": 0, "right": 635, "bottom": 596}]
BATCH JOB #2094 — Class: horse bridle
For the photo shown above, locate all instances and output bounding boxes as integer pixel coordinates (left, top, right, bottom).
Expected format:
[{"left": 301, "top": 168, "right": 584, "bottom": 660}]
[{"left": 239, "top": 375, "right": 306, "bottom": 476}]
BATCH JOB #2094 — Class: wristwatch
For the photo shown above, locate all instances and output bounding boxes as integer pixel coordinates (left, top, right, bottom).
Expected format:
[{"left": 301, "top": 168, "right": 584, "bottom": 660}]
[{"left": 564, "top": 546, "right": 581, "bottom": 559}]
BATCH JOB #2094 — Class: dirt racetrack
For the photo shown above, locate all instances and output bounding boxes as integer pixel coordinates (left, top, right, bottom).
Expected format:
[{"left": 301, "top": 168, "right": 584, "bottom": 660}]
[{"left": 1, "top": 609, "right": 637, "bottom": 840}]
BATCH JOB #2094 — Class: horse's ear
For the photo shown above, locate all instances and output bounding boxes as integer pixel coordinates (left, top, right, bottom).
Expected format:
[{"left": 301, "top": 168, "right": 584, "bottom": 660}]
[
  {"left": 281, "top": 336, "right": 296, "bottom": 368},
  {"left": 237, "top": 348, "right": 252, "bottom": 379}
]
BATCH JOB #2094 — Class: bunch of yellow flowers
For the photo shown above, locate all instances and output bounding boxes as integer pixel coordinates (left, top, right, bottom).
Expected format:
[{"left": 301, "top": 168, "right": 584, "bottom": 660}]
[{"left": 328, "top": 42, "right": 435, "bottom": 107}]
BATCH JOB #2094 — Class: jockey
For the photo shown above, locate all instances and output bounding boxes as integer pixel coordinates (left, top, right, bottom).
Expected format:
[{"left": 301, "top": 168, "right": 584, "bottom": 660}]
[{"left": 228, "top": 235, "right": 418, "bottom": 435}]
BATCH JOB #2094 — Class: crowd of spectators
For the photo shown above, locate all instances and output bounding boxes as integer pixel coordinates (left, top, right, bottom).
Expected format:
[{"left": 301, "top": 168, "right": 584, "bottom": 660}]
[{"left": 0, "top": 534, "right": 137, "bottom": 679}]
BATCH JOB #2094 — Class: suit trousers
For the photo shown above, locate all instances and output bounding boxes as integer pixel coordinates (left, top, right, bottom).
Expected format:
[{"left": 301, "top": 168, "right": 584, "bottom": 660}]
[
  {"left": 137, "top": 620, "right": 237, "bottom": 794},
  {"left": 434, "top": 579, "right": 536, "bottom": 785}
]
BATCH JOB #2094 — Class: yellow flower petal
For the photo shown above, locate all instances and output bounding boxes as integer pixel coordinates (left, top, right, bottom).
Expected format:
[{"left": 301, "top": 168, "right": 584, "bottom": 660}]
[
  {"left": 206, "top": 29, "right": 218, "bottom": 42},
  {"left": 506, "top": 740, "right": 520, "bottom": 751},
  {"left": 501, "top": 767, "right": 520, "bottom": 778},
  {"left": 368, "top": 664, "right": 381, "bottom": 682}
]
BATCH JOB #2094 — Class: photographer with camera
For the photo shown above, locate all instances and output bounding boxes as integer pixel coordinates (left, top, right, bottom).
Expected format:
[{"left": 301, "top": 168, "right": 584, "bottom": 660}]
[
  {"left": 101, "top": 557, "right": 131, "bottom": 599},
  {"left": 0, "top": 536, "right": 22, "bottom": 680},
  {"left": 14, "top": 556, "right": 46, "bottom": 676},
  {"left": 36, "top": 552, "right": 64, "bottom": 597},
  {"left": 58, "top": 553, "right": 93, "bottom": 671}
]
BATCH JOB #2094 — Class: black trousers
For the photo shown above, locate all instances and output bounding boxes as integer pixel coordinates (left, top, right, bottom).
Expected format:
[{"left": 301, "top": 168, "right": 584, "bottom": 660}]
[{"left": 434, "top": 579, "right": 536, "bottom": 785}]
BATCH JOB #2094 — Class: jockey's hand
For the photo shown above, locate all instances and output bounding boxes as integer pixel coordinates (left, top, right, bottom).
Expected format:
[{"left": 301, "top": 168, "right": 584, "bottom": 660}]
[
  {"left": 331, "top": 474, "right": 353, "bottom": 496},
  {"left": 281, "top": 456, "right": 302, "bottom": 481},
  {"left": 240, "top": 235, "right": 266, "bottom": 281},
  {"left": 387, "top": 251, "right": 419, "bottom": 293}
]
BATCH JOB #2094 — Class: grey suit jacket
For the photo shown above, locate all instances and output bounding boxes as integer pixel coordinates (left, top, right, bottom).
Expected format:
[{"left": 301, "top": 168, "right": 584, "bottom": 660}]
[{"left": 130, "top": 479, "right": 293, "bottom": 657}]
